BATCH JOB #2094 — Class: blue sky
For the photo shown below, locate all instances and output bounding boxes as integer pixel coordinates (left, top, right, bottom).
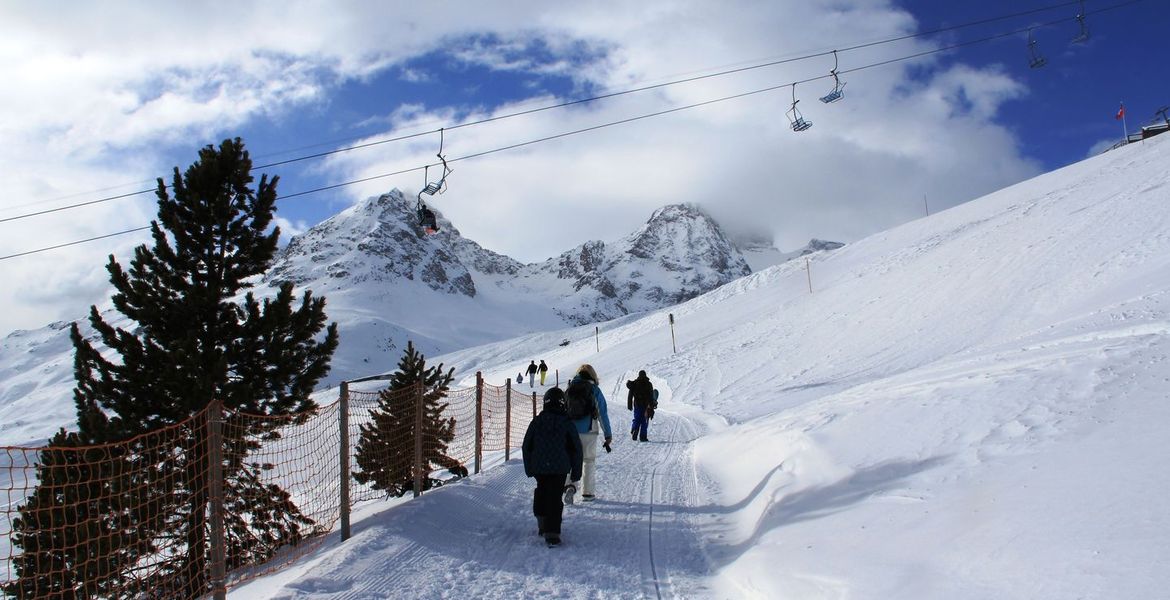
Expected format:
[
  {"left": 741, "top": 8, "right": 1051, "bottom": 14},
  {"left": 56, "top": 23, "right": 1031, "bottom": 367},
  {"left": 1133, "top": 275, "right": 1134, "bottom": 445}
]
[{"left": 0, "top": 0, "right": 1167, "bottom": 335}]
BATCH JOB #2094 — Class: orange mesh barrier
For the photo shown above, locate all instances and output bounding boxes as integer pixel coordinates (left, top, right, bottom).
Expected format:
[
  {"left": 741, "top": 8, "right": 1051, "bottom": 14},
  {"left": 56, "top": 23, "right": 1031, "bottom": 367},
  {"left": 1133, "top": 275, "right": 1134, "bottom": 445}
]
[{"left": 2, "top": 376, "right": 535, "bottom": 599}]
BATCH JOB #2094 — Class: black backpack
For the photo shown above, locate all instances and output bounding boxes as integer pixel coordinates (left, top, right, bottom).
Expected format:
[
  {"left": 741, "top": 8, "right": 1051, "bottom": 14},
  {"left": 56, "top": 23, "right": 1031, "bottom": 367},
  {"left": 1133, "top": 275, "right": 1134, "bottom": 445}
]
[{"left": 565, "top": 379, "right": 598, "bottom": 421}]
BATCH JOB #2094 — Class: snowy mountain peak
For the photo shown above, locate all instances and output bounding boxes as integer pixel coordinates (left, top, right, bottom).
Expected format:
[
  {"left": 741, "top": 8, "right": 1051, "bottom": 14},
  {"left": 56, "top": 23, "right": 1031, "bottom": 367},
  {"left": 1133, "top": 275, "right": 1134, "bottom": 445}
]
[
  {"left": 535, "top": 203, "right": 752, "bottom": 324},
  {"left": 265, "top": 190, "right": 521, "bottom": 298}
]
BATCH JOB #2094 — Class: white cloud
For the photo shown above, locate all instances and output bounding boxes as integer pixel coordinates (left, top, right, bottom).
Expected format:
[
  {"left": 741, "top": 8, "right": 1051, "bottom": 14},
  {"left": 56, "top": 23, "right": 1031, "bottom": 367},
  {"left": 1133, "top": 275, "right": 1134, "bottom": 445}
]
[{"left": 0, "top": 0, "right": 1044, "bottom": 335}]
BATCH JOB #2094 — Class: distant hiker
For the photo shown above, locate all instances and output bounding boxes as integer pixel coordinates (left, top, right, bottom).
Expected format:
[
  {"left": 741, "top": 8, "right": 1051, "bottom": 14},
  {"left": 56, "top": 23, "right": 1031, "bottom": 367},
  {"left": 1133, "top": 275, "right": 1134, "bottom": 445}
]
[
  {"left": 526, "top": 360, "right": 538, "bottom": 388},
  {"left": 522, "top": 387, "right": 583, "bottom": 547},
  {"left": 539, "top": 360, "right": 549, "bottom": 386},
  {"left": 626, "top": 370, "right": 658, "bottom": 442},
  {"left": 516, "top": 372, "right": 523, "bottom": 384},
  {"left": 564, "top": 364, "right": 613, "bottom": 501}
]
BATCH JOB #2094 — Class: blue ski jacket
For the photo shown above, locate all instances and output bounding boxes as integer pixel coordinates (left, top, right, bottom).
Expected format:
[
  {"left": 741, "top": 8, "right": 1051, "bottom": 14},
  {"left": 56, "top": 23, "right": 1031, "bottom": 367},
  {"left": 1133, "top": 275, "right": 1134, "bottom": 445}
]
[{"left": 568, "top": 375, "right": 613, "bottom": 439}]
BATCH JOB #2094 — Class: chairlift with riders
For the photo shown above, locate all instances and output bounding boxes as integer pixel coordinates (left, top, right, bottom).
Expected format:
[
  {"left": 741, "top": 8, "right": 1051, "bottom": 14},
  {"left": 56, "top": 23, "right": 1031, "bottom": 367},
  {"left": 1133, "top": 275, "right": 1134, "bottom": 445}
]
[
  {"left": 416, "top": 128, "right": 452, "bottom": 235},
  {"left": 819, "top": 50, "right": 846, "bottom": 104},
  {"left": 787, "top": 83, "right": 812, "bottom": 132}
]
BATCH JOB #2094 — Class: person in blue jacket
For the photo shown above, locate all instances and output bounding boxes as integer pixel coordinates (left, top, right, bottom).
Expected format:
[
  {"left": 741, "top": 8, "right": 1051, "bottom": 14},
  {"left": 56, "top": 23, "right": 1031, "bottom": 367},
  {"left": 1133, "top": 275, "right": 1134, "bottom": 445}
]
[
  {"left": 564, "top": 363, "right": 613, "bottom": 502},
  {"left": 522, "top": 387, "right": 583, "bottom": 547}
]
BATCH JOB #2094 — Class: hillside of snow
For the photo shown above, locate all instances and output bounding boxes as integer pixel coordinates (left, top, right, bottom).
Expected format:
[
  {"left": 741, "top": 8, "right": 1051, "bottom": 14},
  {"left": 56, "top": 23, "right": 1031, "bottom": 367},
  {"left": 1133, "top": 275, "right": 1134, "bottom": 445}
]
[
  {"left": 0, "top": 200, "right": 790, "bottom": 446},
  {"left": 227, "top": 135, "right": 1170, "bottom": 599}
]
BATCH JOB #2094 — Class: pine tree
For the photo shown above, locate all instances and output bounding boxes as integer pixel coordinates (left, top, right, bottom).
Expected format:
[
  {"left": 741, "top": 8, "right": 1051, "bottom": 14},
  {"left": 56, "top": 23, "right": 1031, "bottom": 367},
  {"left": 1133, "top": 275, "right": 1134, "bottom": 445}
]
[
  {"left": 5, "top": 138, "right": 339, "bottom": 598},
  {"left": 352, "top": 341, "right": 466, "bottom": 497}
]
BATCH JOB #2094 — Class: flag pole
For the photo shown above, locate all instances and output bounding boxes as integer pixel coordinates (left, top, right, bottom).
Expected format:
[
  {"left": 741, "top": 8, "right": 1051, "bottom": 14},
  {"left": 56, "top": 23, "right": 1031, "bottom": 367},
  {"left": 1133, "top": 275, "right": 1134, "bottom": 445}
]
[{"left": 1120, "top": 101, "right": 1128, "bottom": 142}]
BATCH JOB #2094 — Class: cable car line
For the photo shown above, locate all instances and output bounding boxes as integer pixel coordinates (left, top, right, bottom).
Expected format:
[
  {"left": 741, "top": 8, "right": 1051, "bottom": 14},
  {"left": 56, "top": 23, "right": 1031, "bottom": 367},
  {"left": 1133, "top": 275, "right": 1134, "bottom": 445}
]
[
  {"left": 2, "top": 0, "right": 1130, "bottom": 227},
  {"left": 0, "top": 0, "right": 1146, "bottom": 261}
]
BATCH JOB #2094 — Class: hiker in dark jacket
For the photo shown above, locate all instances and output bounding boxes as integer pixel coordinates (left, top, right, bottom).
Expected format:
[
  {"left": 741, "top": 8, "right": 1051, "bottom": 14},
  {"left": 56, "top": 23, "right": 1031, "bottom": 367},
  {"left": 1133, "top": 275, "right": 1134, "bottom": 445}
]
[
  {"left": 626, "top": 370, "right": 657, "bottom": 442},
  {"left": 522, "top": 387, "right": 583, "bottom": 547},
  {"left": 526, "top": 360, "right": 538, "bottom": 388}
]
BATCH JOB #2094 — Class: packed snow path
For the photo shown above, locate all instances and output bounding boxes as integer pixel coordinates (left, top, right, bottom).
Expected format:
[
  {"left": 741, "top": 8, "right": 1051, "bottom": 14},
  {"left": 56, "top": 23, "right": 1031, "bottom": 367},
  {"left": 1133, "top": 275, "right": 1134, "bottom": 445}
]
[{"left": 241, "top": 398, "right": 716, "bottom": 599}]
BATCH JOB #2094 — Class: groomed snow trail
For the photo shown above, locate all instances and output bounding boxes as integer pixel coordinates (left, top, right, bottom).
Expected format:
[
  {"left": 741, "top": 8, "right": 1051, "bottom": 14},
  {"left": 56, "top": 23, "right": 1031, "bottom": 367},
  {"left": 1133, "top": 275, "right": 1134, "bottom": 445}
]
[{"left": 246, "top": 397, "right": 716, "bottom": 599}]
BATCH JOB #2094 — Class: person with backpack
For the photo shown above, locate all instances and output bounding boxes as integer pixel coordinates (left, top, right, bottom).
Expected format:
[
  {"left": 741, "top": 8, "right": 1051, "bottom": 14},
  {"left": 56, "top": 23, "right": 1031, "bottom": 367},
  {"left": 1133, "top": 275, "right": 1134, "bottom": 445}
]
[
  {"left": 625, "top": 370, "right": 658, "bottom": 442},
  {"left": 522, "top": 387, "right": 583, "bottom": 547},
  {"left": 538, "top": 359, "right": 549, "bottom": 386},
  {"left": 526, "top": 360, "right": 538, "bottom": 388},
  {"left": 563, "top": 363, "right": 613, "bottom": 502}
]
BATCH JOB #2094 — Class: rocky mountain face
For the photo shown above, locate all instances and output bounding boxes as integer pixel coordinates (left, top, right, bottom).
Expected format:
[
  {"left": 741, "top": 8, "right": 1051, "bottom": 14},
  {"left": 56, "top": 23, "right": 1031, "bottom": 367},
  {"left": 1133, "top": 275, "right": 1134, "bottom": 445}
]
[
  {"left": 526, "top": 203, "right": 753, "bottom": 324},
  {"left": 0, "top": 190, "right": 838, "bottom": 443},
  {"left": 266, "top": 192, "right": 521, "bottom": 297}
]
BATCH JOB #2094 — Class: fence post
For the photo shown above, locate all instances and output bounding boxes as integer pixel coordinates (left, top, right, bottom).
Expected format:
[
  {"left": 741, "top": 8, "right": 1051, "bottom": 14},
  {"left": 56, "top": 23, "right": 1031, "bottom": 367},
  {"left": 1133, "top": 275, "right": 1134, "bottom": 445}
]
[
  {"left": 413, "top": 381, "right": 424, "bottom": 498},
  {"left": 505, "top": 377, "right": 512, "bottom": 462},
  {"left": 339, "top": 381, "right": 351, "bottom": 542},
  {"left": 475, "top": 371, "right": 483, "bottom": 475},
  {"left": 208, "top": 398, "right": 227, "bottom": 600},
  {"left": 532, "top": 392, "right": 537, "bottom": 420}
]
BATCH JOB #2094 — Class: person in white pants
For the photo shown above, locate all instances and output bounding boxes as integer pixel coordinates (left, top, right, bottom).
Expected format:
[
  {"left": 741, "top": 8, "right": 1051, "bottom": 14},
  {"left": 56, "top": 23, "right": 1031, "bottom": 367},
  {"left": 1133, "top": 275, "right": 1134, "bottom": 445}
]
[{"left": 563, "top": 364, "right": 613, "bottom": 501}]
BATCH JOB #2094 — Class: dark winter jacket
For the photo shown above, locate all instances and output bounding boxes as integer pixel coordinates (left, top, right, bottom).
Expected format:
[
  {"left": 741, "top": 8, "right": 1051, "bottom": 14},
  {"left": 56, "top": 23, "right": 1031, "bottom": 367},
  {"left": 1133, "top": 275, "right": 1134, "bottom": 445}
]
[
  {"left": 538, "top": 361, "right": 548, "bottom": 373},
  {"left": 627, "top": 375, "right": 655, "bottom": 410},
  {"left": 522, "top": 404, "right": 583, "bottom": 480},
  {"left": 526, "top": 362, "right": 538, "bottom": 374}
]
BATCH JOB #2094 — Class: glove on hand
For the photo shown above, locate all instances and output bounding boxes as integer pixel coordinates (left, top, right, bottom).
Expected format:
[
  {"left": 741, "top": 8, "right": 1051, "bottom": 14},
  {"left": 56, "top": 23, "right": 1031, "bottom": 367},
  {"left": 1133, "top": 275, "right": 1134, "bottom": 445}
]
[{"left": 603, "top": 439, "right": 612, "bottom": 453}]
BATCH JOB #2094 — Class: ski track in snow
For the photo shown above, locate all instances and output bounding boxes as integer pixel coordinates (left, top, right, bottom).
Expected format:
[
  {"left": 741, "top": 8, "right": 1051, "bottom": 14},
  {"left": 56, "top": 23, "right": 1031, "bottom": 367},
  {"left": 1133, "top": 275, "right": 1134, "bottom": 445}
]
[{"left": 247, "top": 401, "right": 716, "bottom": 599}]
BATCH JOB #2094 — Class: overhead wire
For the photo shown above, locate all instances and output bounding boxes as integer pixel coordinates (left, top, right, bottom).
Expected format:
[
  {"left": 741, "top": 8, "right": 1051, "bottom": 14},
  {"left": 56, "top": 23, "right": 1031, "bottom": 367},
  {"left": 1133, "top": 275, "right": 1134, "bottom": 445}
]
[
  {"left": 0, "top": 0, "right": 1145, "bottom": 262},
  {"left": 0, "top": 0, "right": 1108, "bottom": 226}
]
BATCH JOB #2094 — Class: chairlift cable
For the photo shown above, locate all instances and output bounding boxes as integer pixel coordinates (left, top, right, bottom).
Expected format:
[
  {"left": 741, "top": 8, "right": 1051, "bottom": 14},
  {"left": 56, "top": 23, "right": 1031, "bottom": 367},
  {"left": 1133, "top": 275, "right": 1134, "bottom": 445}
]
[
  {"left": 3, "top": 0, "right": 1134, "bottom": 225},
  {"left": 0, "top": 0, "right": 1148, "bottom": 261}
]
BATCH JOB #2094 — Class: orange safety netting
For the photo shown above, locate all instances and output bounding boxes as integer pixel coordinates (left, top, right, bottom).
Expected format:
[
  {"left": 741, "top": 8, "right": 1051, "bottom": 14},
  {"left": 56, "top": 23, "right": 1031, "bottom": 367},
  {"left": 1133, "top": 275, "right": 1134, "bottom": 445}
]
[{"left": 2, "top": 377, "right": 535, "bottom": 599}]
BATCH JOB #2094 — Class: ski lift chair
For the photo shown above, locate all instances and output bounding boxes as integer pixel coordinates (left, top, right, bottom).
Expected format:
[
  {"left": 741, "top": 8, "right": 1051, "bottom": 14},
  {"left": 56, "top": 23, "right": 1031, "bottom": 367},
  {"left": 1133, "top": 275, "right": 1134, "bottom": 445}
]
[
  {"left": 787, "top": 84, "right": 812, "bottom": 132},
  {"left": 415, "top": 128, "right": 452, "bottom": 235},
  {"left": 819, "top": 50, "right": 846, "bottom": 103},
  {"left": 1071, "top": 1, "right": 1090, "bottom": 44},
  {"left": 1027, "top": 29, "right": 1047, "bottom": 69}
]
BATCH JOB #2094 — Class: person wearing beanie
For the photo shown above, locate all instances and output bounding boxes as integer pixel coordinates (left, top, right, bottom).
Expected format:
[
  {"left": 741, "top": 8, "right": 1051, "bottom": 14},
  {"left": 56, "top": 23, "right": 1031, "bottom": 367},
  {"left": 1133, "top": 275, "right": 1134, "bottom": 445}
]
[
  {"left": 625, "top": 369, "right": 657, "bottom": 442},
  {"left": 563, "top": 363, "right": 613, "bottom": 502},
  {"left": 522, "top": 386, "right": 583, "bottom": 547}
]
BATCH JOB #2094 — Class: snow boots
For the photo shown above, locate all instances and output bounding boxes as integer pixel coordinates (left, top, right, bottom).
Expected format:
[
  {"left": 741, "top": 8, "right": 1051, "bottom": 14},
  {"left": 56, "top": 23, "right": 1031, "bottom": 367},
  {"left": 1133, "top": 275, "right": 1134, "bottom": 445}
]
[
  {"left": 562, "top": 483, "right": 576, "bottom": 506},
  {"left": 544, "top": 532, "right": 561, "bottom": 547}
]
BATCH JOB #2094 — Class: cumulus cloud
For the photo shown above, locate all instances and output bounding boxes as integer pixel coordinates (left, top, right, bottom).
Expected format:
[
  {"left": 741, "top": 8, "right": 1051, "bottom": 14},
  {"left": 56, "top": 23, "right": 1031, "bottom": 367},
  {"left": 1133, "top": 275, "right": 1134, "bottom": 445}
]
[{"left": 0, "top": 0, "right": 1044, "bottom": 335}]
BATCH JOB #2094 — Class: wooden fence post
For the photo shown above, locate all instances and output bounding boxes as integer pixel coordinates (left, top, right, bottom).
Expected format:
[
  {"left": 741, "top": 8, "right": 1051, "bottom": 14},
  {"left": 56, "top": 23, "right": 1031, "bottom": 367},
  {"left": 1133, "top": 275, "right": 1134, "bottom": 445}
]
[
  {"left": 475, "top": 372, "right": 484, "bottom": 474},
  {"left": 208, "top": 398, "right": 226, "bottom": 600},
  {"left": 532, "top": 392, "right": 537, "bottom": 420},
  {"left": 505, "top": 377, "right": 512, "bottom": 462},
  {"left": 413, "top": 381, "right": 424, "bottom": 498},
  {"left": 339, "top": 381, "right": 351, "bottom": 542}
]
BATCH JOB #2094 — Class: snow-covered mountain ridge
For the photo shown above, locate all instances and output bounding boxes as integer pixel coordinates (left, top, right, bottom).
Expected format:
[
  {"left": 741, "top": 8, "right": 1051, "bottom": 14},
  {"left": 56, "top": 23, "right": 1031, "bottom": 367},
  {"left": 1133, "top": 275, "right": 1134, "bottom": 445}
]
[{"left": 1, "top": 196, "right": 814, "bottom": 445}]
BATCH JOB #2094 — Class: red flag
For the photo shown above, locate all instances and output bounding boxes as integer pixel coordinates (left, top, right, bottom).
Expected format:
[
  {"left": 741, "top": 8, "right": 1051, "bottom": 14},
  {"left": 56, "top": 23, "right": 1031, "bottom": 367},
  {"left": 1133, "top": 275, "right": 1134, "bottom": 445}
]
[{"left": 1116, "top": 103, "right": 1125, "bottom": 120}]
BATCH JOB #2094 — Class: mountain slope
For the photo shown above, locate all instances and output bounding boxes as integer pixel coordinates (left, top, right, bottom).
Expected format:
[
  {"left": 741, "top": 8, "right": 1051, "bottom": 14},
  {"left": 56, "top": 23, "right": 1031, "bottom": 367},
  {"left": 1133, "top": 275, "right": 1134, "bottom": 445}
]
[
  {"left": 232, "top": 135, "right": 1170, "bottom": 599},
  {"left": 0, "top": 196, "right": 762, "bottom": 445}
]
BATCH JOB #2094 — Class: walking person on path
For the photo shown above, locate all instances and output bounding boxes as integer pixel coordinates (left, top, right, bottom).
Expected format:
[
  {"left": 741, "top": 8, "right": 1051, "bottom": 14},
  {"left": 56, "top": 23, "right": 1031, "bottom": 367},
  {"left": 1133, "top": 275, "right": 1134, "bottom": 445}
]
[
  {"left": 564, "top": 364, "right": 613, "bottom": 502},
  {"left": 626, "top": 370, "right": 658, "bottom": 442},
  {"left": 522, "top": 387, "right": 583, "bottom": 547},
  {"left": 526, "top": 360, "right": 538, "bottom": 388},
  {"left": 539, "top": 360, "right": 549, "bottom": 386}
]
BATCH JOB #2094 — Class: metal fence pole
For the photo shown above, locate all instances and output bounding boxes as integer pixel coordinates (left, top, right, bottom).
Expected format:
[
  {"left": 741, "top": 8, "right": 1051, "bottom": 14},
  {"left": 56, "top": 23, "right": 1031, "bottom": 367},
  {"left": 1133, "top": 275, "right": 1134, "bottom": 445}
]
[
  {"left": 208, "top": 398, "right": 226, "bottom": 600},
  {"left": 475, "top": 371, "right": 483, "bottom": 475},
  {"left": 339, "top": 381, "right": 351, "bottom": 542},
  {"left": 413, "top": 381, "right": 424, "bottom": 498}
]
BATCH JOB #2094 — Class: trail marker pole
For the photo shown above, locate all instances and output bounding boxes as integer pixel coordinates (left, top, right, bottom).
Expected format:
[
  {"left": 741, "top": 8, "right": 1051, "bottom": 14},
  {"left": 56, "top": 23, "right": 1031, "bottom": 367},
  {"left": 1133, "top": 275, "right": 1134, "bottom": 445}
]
[
  {"left": 806, "top": 258, "right": 813, "bottom": 293},
  {"left": 595, "top": 326, "right": 600, "bottom": 352},
  {"left": 669, "top": 313, "right": 677, "bottom": 353}
]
